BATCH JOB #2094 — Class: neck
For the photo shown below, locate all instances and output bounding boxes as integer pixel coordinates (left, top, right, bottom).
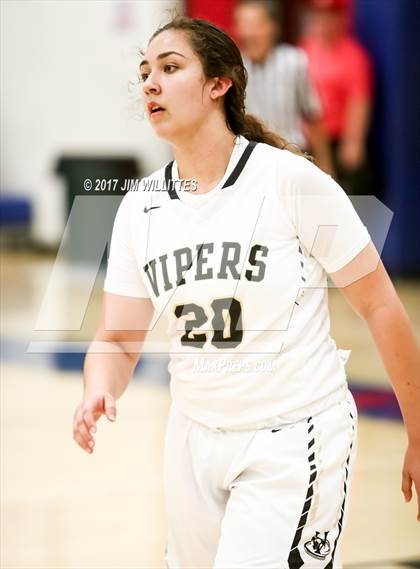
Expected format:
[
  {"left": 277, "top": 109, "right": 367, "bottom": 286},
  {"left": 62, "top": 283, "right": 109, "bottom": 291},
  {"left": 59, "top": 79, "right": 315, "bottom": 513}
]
[{"left": 171, "top": 117, "right": 238, "bottom": 194}]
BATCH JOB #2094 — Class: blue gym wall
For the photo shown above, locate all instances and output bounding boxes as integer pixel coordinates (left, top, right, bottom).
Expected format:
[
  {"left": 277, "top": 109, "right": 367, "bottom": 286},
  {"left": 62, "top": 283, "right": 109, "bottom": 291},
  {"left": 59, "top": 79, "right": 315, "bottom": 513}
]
[{"left": 354, "top": 0, "right": 420, "bottom": 275}]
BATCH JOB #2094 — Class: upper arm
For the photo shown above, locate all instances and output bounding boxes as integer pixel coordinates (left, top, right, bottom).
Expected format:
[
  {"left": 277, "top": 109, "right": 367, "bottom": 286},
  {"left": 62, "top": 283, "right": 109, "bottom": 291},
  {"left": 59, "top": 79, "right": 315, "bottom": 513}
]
[
  {"left": 97, "top": 191, "right": 155, "bottom": 351},
  {"left": 329, "top": 241, "right": 398, "bottom": 319},
  {"left": 93, "top": 292, "right": 155, "bottom": 360},
  {"left": 88, "top": 292, "right": 154, "bottom": 365}
]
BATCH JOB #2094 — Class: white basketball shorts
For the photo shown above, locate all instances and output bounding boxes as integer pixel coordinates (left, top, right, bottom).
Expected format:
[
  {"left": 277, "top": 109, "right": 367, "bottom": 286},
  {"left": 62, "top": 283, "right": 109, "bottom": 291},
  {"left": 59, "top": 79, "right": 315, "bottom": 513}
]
[{"left": 163, "top": 388, "right": 358, "bottom": 568}]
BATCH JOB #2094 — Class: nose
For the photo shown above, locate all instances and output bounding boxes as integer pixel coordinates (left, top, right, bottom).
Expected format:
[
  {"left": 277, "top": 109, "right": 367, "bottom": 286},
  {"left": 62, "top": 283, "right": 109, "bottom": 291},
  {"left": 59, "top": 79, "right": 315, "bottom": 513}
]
[{"left": 142, "top": 72, "right": 161, "bottom": 96}]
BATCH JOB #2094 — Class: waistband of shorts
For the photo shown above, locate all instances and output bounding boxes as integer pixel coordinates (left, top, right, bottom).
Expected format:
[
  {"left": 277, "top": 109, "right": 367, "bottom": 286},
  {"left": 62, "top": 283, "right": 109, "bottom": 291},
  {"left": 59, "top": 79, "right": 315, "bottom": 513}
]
[{"left": 211, "top": 383, "right": 349, "bottom": 432}]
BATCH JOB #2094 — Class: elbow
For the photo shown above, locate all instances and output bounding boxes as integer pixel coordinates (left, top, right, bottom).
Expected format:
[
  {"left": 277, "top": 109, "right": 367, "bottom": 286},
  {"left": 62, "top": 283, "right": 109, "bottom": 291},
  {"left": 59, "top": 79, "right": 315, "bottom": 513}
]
[
  {"left": 362, "top": 293, "right": 403, "bottom": 323},
  {"left": 89, "top": 331, "right": 145, "bottom": 364}
]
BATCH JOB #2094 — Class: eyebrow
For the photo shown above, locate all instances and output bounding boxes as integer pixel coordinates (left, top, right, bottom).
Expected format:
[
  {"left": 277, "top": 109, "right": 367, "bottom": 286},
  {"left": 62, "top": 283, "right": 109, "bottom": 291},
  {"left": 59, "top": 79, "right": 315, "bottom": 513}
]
[{"left": 139, "top": 51, "right": 186, "bottom": 68}]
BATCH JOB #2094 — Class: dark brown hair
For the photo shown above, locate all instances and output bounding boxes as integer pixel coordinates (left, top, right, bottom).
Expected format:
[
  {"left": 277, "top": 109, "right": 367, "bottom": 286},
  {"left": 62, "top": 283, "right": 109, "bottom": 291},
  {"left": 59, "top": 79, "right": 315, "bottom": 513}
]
[{"left": 148, "top": 15, "right": 313, "bottom": 162}]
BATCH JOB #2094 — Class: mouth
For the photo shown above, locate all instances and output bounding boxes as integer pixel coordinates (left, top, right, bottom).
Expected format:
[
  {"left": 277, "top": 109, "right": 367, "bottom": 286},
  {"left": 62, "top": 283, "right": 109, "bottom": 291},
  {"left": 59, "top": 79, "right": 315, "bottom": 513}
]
[{"left": 148, "top": 102, "right": 166, "bottom": 117}]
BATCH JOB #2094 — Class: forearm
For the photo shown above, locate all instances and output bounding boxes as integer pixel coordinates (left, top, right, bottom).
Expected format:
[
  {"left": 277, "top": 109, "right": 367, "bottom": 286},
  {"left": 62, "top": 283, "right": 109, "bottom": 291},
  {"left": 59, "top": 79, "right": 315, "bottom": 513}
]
[
  {"left": 83, "top": 339, "right": 141, "bottom": 400},
  {"left": 365, "top": 299, "right": 420, "bottom": 443}
]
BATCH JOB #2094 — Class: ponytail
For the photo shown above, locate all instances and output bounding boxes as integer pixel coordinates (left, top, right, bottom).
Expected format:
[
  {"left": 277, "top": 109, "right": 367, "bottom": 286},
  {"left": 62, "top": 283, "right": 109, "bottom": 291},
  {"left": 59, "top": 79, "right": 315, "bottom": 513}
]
[{"left": 240, "top": 113, "right": 315, "bottom": 162}]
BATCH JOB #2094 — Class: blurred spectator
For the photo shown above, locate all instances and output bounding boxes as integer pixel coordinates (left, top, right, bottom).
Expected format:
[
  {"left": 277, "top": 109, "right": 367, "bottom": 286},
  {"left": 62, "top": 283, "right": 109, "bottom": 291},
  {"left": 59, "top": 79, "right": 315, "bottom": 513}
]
[
  {"left": 300, "top": 0, "right": 374, "bottom": 195},
  {"left": 233, "top": 0, "right": 333, "bottom": 174}
]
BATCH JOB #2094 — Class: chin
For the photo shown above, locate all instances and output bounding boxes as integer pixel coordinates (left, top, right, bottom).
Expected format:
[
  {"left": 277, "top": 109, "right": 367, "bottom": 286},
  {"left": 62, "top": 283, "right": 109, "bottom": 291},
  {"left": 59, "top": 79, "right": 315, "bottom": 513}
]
[
  {"left": 151, "top": 123, "right": 179, "bottom": 143},
  {"left": 160, "top": 119, "right": 201, "bottom": 142}
]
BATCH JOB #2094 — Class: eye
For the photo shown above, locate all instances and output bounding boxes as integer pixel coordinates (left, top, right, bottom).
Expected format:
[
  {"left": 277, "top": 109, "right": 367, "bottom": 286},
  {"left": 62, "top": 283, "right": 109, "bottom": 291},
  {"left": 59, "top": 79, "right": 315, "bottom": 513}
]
[
  {"left": 139, "top": 72, "right": 149, "bottom": 83},
  {"left": 164, "top": 64, "right": 177, "bottom": 73}
]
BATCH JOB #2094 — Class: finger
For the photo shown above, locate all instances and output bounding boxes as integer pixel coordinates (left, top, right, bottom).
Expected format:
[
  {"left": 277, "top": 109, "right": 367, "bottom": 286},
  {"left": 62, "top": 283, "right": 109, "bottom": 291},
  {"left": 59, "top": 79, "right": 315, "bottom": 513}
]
[
  {"left": 75, "top": 428, "right": 94, "bottom": 451},
  {"left": 73, "top": 410, "right": 94, "bottom": 449},
  {"left": 72, "top": 403, "right": 83, "bottom": 431},
  {"left": 104, "top": 393, "right": 117, "bottom": 422},
  {"left": 83, "top": 407, "right": 98, "bottom": 435},
  {"left": 73, "top": 430, "right": 94, "bottom": 454},
  {"left": 73, "top": 406, "right": 91, "bottom": 443},
  {"left": 401, "top": 469, "right": 412, "bottom": 502},
  {"left": 78, "top": 421, "right": 95, "bottom": 449}
]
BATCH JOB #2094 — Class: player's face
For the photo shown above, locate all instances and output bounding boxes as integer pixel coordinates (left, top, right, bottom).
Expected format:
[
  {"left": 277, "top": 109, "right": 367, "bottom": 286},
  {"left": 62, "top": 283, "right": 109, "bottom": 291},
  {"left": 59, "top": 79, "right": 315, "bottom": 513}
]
[
  {"left": 233, "top": 3, "right": 278, "bottom": 63},
  {"left": 140, "top": 30, "right": 213, "bottom": 142}
]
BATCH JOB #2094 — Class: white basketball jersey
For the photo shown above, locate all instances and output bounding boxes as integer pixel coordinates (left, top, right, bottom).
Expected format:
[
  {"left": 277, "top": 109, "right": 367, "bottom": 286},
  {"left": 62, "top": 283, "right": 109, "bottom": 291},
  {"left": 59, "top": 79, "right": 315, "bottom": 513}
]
[{"left": 104, "top": 135, "right": 371, "bottom": 429}]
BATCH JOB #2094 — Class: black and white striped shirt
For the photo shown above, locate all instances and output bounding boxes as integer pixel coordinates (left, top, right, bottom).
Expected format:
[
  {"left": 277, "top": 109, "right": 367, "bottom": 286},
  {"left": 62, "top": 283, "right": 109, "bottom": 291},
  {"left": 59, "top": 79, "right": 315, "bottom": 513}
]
[{"left": 243, "top": 44, "right": 321, "bottom": 149}]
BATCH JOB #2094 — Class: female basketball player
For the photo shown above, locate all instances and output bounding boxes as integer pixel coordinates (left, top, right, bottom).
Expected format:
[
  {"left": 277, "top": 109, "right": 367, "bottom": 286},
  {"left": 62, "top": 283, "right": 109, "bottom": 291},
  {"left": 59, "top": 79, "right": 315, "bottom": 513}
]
[{"left": 73, "top": 16, "right": 419, "bottom": 568}]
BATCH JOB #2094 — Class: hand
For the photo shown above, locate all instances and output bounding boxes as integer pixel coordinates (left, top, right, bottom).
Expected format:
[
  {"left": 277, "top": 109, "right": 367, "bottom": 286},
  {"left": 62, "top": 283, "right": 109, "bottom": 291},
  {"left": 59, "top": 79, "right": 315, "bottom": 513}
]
[
  {"left": 338, "top": 140, "right": 365, "bottom": 171},
  {"left": 401, "top": 443, "right": 420, "bottom": 521},
  {"left": 72, "top": 392, "right": 117, "bottom": 454}
]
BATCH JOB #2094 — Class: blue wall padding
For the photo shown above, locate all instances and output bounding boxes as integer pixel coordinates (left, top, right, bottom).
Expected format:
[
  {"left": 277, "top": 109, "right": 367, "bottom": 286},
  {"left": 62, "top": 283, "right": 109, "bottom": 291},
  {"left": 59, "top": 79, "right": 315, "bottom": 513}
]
[{"left": 354, "top": 0, "right": 420, "bottom": 274}]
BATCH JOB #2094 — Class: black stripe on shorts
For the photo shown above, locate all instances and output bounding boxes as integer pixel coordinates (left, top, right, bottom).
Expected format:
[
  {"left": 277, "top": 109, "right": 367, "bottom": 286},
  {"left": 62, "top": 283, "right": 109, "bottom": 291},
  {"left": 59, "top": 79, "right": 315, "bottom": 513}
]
[
  {"left": 287, "top": 417, "right": 317, "bottom": 569},
  {"left": 324, "top": 411, "right": 355, "bottom": 569}
]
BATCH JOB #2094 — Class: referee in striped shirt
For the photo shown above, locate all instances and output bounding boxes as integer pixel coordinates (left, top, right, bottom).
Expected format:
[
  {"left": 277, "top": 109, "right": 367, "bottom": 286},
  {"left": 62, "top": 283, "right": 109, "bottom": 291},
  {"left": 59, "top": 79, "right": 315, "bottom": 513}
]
[{"left": 233, "top": 0, "right": 333, "bottom": 174}]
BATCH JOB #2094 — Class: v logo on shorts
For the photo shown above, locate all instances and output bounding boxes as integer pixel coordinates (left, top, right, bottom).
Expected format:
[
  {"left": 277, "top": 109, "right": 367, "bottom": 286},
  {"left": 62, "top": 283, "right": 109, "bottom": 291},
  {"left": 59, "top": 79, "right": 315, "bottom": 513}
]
[{"left": 304, "top": 531, "right": 331, "bottom": 560}]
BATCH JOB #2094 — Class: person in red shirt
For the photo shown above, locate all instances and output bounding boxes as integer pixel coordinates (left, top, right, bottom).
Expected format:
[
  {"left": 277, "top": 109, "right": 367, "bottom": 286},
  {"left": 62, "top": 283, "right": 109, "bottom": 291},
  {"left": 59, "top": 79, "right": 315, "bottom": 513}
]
[{"left": 300, "top": 0, "right": 374, "bottom": 195}]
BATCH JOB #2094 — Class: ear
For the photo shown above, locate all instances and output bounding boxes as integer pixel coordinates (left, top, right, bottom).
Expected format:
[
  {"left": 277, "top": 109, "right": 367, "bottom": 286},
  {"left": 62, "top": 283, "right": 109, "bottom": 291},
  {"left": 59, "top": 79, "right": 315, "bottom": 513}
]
[{"left": 210, "top": 76, "right": 233, "bottom": 100}]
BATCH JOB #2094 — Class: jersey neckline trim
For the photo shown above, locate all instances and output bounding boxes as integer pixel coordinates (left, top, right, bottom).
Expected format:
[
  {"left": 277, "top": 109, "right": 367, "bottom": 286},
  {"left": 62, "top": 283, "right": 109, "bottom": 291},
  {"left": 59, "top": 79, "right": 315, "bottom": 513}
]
[{"left": 164, "top": 140, "right": 258, "bottom": 201}]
